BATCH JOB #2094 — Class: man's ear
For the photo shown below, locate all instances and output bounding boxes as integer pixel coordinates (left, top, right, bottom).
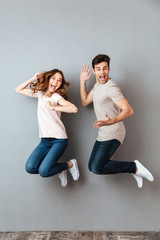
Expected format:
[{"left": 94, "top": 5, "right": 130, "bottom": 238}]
[{"left": 92, "top": 68, "right": 95, "bottom": 75}]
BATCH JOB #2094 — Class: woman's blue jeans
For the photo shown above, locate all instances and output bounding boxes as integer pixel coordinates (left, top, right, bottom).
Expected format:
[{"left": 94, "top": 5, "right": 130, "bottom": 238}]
[
  {"left": 25, "top": 138, "right": 68, "bottom": 177},
  {"left": 88, "top": 139, "right": 136, "bottom": 174}
]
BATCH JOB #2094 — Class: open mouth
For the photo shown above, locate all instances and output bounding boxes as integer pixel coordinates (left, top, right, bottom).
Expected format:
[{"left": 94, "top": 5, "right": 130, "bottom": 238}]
[
  {"left": 99, "top": 75, "right": 106, "bottom": 81},
  {"left": 51, "top": 84, "right": 56, "bottom": 91}
]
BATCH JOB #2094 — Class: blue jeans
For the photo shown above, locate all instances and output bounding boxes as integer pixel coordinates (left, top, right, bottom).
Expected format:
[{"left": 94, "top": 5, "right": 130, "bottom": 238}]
[
  {"left": 25, "top": 138, "right": 68, "bottom": 177},
  {"left": 88, "top": 139, "right": 136, "bottom": 174}
]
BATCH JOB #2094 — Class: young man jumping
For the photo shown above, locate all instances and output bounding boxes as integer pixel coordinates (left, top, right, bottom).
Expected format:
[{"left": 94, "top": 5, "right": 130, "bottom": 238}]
[{"left": 80, "top": 54, "right": 154, "bottom": 188}]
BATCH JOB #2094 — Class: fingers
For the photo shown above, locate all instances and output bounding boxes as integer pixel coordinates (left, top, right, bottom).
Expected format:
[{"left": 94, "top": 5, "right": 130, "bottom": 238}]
[
  {"left": 93, "top": 122, "right": 102, "bottom": 128},
  {"left": 93, "top": 123, "right": 99, "bottom": 128},
  {"left": 81, "top": 65, "right": 92, "bottom": 73},
  {"left": 93, "top": 120, "right": 103, "bottom": 128},
  {"left": 88, "top": 73, "right": 92, "bottom": 79},
  {"left": 95, "top": 120, "right": 103, "bottom": 123}
]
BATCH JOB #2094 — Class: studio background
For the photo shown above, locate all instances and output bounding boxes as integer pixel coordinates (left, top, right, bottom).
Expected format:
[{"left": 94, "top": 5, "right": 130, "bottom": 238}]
[{"left": 0, "top": 0, "right": 159, "bottom": 231}]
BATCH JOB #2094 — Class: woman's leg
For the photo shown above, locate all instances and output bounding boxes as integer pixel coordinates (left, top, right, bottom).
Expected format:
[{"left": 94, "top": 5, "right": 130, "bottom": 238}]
[
  {"left": 38, "top": 138, "right": 68, "bottom": 177},
  {"left": 25, "top": 139, "right": 50, "bottom": 174},
  {"left": 88, "top": 139, "right": 136, "bottom": 175}
]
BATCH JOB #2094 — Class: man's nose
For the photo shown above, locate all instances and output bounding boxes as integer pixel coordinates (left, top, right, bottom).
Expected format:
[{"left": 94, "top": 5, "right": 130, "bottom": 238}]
[{"left": 100, "top": 69, "right": 104, "bottom": 74}]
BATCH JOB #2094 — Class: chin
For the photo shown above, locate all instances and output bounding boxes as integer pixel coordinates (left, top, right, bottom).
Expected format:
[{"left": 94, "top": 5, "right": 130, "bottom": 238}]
[{"left": 99, "top": 80, "right": 107, "bottom": 84}]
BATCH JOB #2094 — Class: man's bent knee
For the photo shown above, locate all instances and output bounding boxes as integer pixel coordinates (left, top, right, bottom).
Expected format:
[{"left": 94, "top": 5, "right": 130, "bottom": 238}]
[{"left": 88, "top": 164, "right": 101, "bottom": 174}]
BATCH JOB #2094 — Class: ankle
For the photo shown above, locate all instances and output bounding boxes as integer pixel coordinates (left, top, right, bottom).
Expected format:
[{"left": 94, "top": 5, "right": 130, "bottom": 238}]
[{"left": 67, "top": 161, "right": 73, "bottom": 169}]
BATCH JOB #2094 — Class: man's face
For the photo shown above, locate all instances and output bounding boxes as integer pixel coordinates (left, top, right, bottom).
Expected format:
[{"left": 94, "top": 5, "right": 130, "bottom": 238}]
[{"left": 93, "top": 61, "right": 110, "bottom": 84}]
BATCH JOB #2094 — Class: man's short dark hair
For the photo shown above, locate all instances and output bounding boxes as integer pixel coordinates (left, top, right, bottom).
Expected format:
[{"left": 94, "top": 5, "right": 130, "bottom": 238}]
[{"left": 92, "top": 54, "right": 110, "bottom": 69}]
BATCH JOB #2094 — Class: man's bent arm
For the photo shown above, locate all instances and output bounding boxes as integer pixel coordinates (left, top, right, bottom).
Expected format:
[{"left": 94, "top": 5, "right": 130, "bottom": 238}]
[
  {"left": 80, "top": 81, "right": 93, "bottom": 106},
  {"left": 94, "top": 97, "right": 134, "bottom": 127},
  {"left": 114, "top": 97, "right": 134, "bottom": 123}
]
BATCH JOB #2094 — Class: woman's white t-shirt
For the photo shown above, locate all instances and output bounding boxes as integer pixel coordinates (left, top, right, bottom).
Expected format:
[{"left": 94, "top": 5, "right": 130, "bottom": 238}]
[{"left": 36, "top": 91, "right": 67, "bottom": 139}]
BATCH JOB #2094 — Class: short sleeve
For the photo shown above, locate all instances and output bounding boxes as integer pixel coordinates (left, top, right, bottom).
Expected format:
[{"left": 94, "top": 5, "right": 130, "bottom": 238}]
[
  {"left": 109, "top": 82, "right": 124, "bottom": 103},
  {"left": 51, "top": 93, "right": 63, "bottom": 104},
  {"left": 36, "top": 91, "right": 43, "bottom": 98}
]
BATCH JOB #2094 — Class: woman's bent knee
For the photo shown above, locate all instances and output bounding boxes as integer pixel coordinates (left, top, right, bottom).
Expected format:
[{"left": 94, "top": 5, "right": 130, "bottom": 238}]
[
  {"left": 38, "top": 167, "right": 56, "bottom": 178},
  {"left": 25, "top": 163, "right": 38, "bottom": 174},
  {"left": 38, "top": 168, "right": 48, "bottom": 177}
]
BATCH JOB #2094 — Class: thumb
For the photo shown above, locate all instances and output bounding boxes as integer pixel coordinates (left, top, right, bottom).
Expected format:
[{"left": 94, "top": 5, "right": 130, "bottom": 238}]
[{"left": 105, "top": 114, "right": 110, "bottom": 120}]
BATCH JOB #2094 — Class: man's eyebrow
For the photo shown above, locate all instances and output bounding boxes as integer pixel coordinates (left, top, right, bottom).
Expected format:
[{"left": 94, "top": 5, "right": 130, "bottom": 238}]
[{"left": 95, "top": 66, "right": 108, "bottom": 69}]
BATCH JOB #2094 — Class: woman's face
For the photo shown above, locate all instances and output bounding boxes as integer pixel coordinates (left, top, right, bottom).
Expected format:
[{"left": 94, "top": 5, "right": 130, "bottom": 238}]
[{"left": 47, "top": 72, "right": 63, "bottom": 93}]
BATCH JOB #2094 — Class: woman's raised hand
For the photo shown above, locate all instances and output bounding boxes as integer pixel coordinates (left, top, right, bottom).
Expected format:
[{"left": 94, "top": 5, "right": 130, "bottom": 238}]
[
  {"left": 32, "top": 72, "right": 40, "bottom": 81},
  {"left": 80, "top": 65, "right": 92, "bottom": 82}
]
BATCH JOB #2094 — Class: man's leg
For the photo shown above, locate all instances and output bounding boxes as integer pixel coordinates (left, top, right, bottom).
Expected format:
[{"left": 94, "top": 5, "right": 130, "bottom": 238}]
[{"left": 88, "top": 139, "right": 136, "bottom": 175}]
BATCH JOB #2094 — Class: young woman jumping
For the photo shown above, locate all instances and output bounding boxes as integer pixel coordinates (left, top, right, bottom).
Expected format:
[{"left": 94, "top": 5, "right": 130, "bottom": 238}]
[{"left": 15, "top": 69, "right": 80, "bottom": 187}]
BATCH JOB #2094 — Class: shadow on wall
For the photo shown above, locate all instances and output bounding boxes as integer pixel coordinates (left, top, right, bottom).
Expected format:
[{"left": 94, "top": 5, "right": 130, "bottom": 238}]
[{"left": 111, "top": 70, "right": 158, "bottom": 188}]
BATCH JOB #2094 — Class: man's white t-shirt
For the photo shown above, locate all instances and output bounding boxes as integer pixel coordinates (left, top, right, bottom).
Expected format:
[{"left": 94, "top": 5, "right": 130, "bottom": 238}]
[
  {"left": 36, "top": 91, "right": 67, "bottom": 139},
  {"left": 93, "top": 79, "right": 126, "bottom": 144}
]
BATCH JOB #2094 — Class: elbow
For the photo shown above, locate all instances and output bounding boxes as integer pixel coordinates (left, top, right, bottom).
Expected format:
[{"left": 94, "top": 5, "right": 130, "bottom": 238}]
[
  {"left": 70, "top": 104, "right": 78, "bottom": 113},
  {"left": 73, "top": 106, "right": 78, "bottom": 113},
  {"left": 129, "top": 108, "right": 134, "bottom": 117},
  {"left": 131, "top": 108, "right": 134, "bottom": 116},
  {"left": 15, "top": 88, "right": 20, "bottom": 93},
  {"left": 81, "top": 101, "right": 88, "bottom": 107}
]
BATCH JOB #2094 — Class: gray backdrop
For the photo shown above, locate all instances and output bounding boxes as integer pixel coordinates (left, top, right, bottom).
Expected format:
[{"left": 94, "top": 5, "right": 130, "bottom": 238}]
[{"left": 0, "top": 0, "right": 160, "bottom": 231}]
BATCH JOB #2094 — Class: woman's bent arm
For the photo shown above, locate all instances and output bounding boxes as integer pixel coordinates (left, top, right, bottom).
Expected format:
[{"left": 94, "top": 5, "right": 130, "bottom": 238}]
[
  {"left": 15, "top": 73, "right": 39, "bottom": 98},
  {"left": 46, "top": 98, "right": 78, "bottom": 113}
]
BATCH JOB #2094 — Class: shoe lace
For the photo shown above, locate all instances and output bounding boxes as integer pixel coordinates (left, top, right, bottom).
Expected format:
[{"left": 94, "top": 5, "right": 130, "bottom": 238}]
[{"left": 69, "top": 168, "right": 75, "bottom": 177}]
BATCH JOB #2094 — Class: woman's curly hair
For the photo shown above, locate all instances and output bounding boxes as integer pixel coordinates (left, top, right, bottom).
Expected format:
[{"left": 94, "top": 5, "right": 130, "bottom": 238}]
[{"left": 30, "top": 69, "right": 70, "bottom": 99}]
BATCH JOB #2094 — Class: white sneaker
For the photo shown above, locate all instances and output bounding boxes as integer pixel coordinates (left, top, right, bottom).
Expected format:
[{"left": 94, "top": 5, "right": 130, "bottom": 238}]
[
  {"left": 69, "top": 159, "right": 80, "bottom": 181},
  {"left": 132, "top": 174, "right": 143, "bottom": 188},
  {"left": 134, "top": 160, "right": 154, "bottom": 182},
  {"left": 58, "top": 170, "right": 67, "bottom": 187}
]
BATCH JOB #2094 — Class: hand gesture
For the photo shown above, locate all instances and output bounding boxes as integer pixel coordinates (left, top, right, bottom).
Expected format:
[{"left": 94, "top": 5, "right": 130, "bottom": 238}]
[
  {"left": 45, "top": 100, "right": 55, "bottom": 110},
  {"left": 93, "top": 114, "right": 116, "bottom": 128},
  {"left": 33, "top": 72, "right": 40, "bottom": 80},
  {"left": 80, "top": 65, "right": 92, "bottom": 82}
]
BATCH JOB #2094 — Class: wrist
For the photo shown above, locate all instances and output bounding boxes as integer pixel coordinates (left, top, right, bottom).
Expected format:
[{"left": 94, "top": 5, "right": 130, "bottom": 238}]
[
  {"left": 112, "top": 117, "right": 117, "bottom": 124},
  {"left": 80, "top": 79, "right": 87, "bottom": 83},
  {"left": 28, "top": 78, "right": 34, "bottom": 84}
]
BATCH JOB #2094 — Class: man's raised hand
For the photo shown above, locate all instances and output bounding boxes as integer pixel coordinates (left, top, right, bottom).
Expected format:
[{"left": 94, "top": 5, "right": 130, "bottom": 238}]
[{"left": 80, "top": 65, "right": 92, "bottom": 82}]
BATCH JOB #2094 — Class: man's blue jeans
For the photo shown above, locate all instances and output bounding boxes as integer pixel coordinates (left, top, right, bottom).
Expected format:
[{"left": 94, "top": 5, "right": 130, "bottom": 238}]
[
  {"left": 88, "top": 139, "right": 136, "bottom": 174},
  {"left": 25, "top": 138, "right": 68, "bottom": 177}
]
